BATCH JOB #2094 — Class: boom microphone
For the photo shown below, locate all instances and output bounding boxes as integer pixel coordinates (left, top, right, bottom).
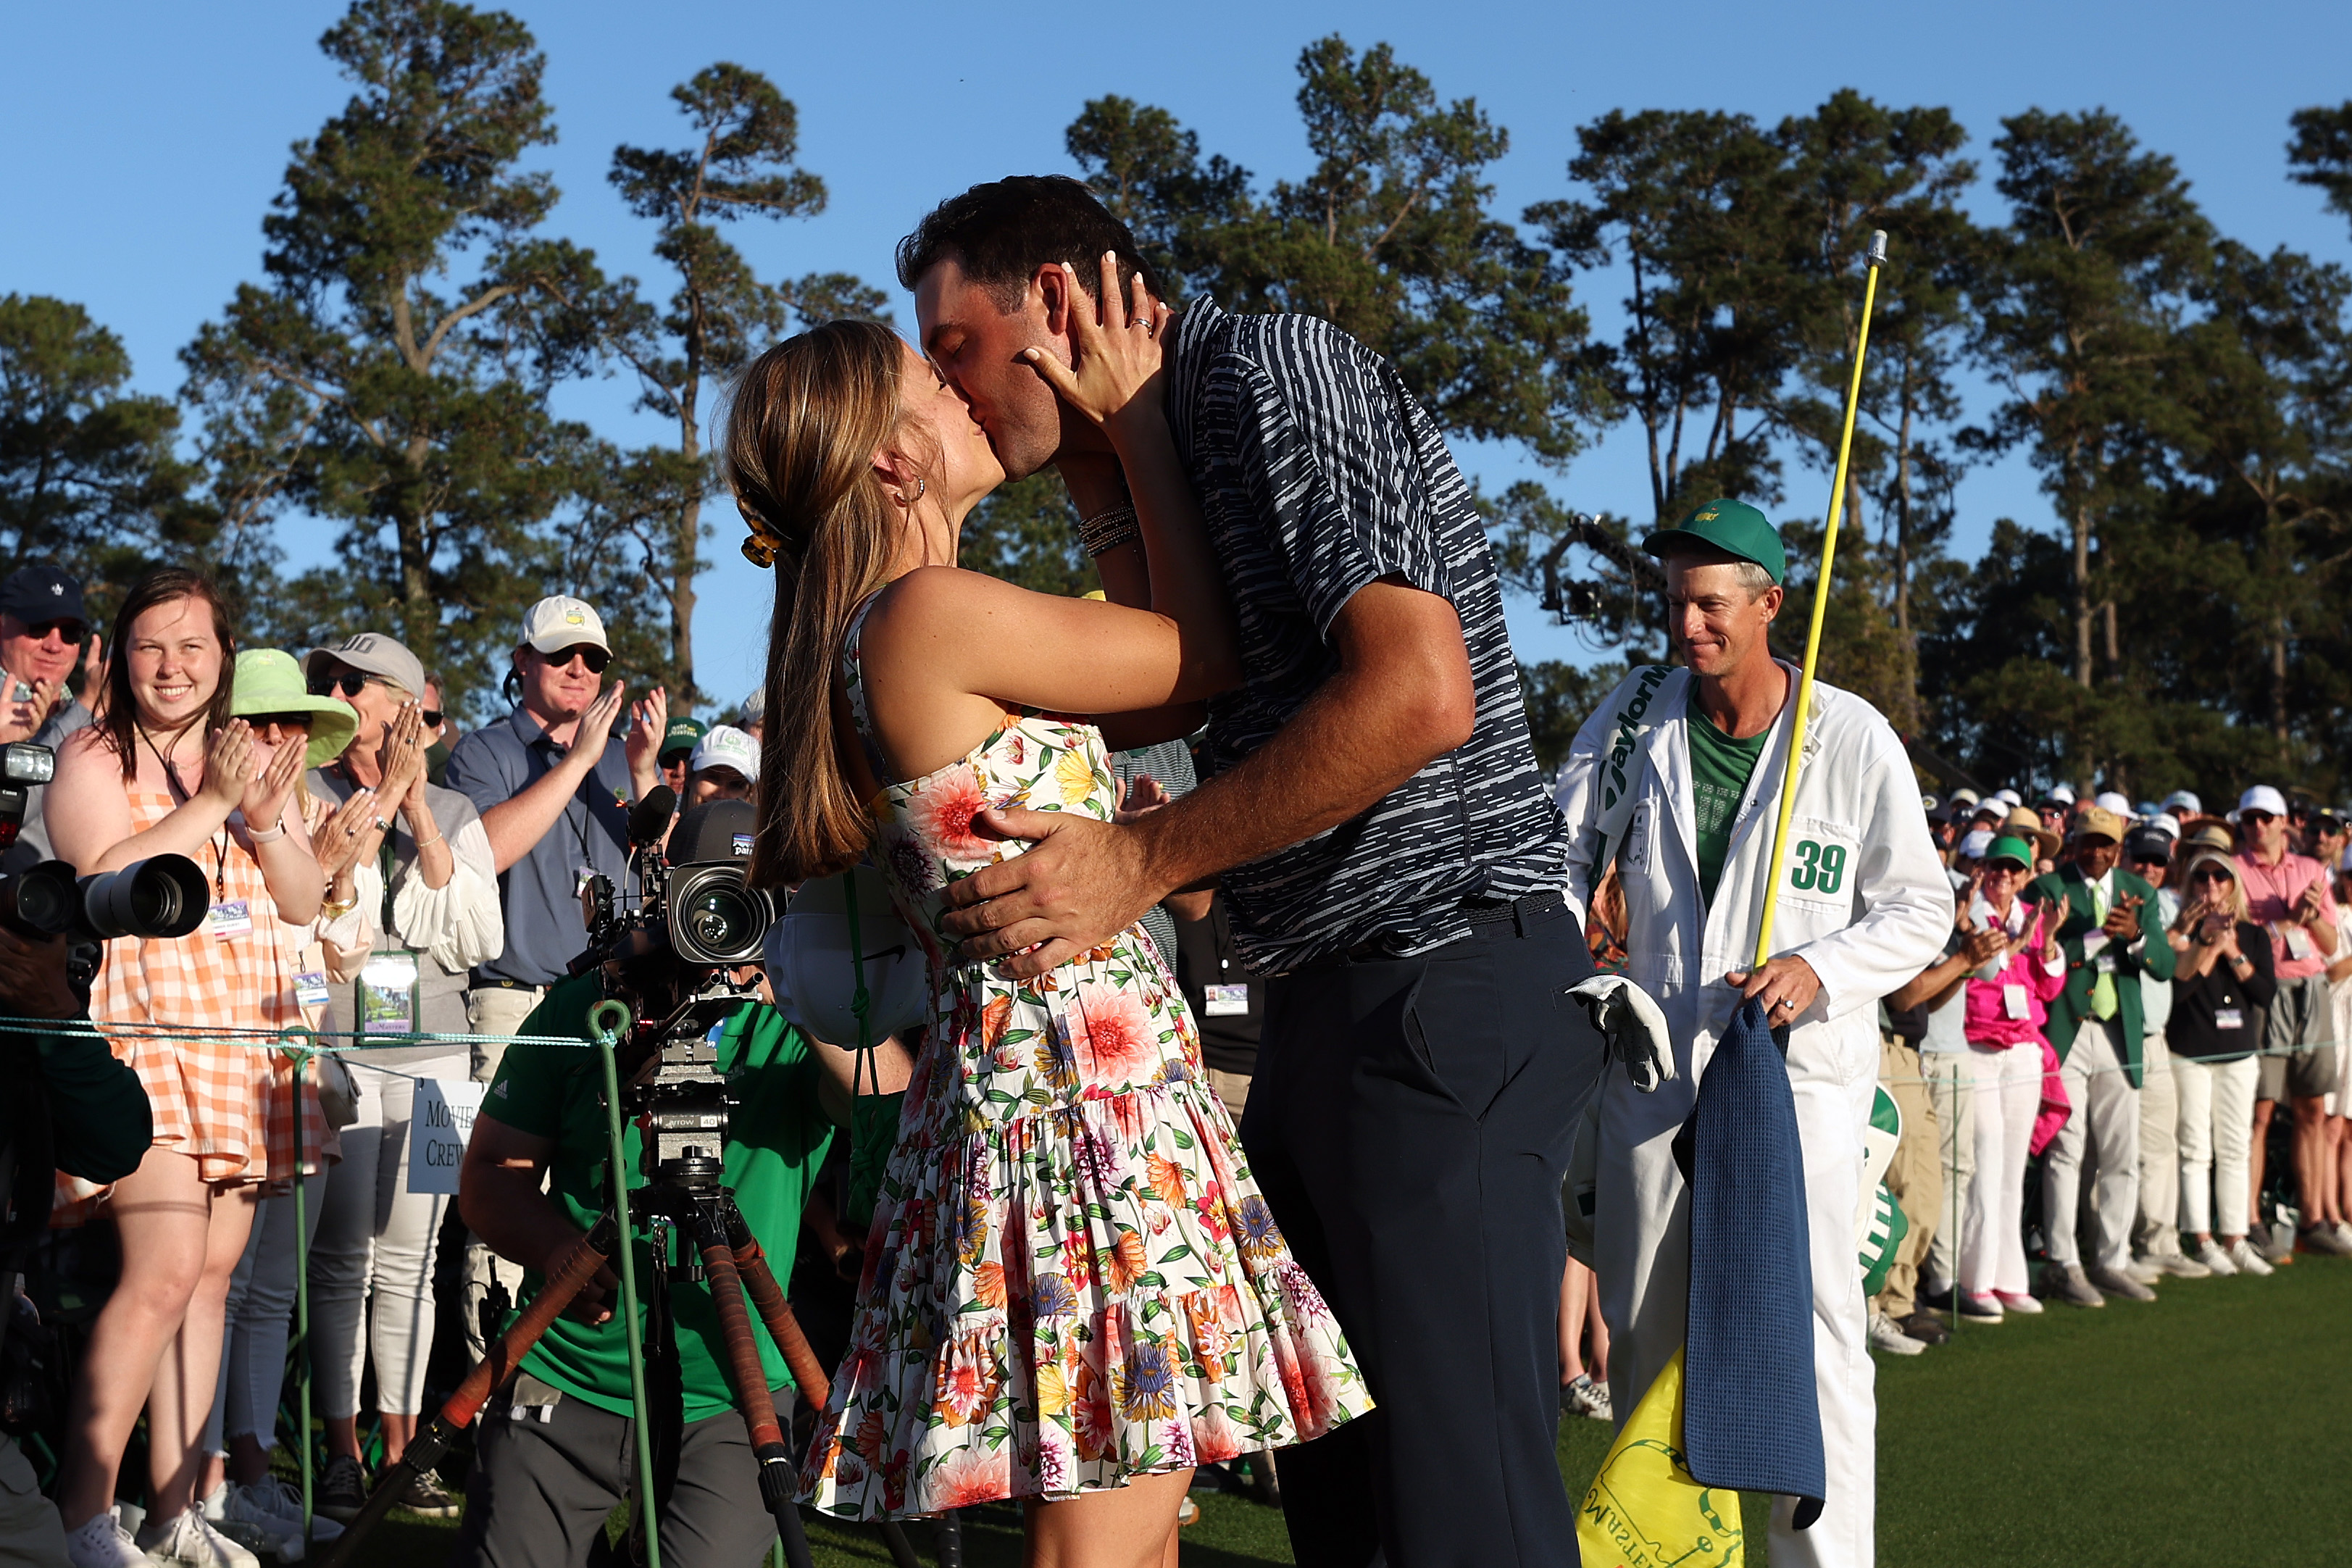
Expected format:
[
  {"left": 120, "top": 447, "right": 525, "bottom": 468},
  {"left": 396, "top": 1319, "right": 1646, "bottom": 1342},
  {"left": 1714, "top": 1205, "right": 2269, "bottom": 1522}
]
[{"left": 628, "top": 786, "right": 677, "bottom": 848}]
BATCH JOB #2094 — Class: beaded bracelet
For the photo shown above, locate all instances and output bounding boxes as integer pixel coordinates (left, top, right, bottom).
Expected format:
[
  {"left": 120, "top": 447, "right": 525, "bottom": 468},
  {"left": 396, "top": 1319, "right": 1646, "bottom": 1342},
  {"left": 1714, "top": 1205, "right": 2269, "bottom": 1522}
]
[{"left": 1077, "top": 504, "right": 1140, "bottom": 558}]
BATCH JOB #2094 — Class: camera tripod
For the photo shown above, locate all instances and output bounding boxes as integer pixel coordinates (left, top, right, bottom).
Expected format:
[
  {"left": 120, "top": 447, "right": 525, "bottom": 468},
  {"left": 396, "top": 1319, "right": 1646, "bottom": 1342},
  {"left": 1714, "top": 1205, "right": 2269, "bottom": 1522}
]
[{"left": 317, "top": 1000, "right": 927, "bottom": 1568}]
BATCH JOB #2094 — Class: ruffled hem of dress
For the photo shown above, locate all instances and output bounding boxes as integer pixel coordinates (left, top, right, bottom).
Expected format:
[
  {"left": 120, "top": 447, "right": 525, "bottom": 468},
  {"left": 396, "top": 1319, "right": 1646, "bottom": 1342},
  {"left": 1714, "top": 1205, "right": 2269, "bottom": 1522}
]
[{"left": 799, "top": 1259, "right": 1371, "bottom": 1520}]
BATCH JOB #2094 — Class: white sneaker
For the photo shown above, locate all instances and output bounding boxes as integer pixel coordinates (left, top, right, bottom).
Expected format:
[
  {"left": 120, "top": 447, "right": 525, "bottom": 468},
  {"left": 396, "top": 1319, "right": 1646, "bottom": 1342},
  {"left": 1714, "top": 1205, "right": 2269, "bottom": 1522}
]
[
  {"left": 2190, "top": 1238, "right": 2237, "bottom": 1277},
  {"left": 2226, "top": 1238, "right": 2276, "bottom": 1277},
  {"left": 135, "top": 1509, "right": 260, "bottom": 1568},
  {"left": 63, "top": 1511, "right": 146, "bottom": 1568},
  {"left": 1867, "top": 1310, "right": 1928, "bottom": 1355},
  {"left": 2123, "top": 1258, "right": 2164, "bottom": 1286},
  {"left": 209, "top": 1476, "right": 344, "bottom": 1560}
]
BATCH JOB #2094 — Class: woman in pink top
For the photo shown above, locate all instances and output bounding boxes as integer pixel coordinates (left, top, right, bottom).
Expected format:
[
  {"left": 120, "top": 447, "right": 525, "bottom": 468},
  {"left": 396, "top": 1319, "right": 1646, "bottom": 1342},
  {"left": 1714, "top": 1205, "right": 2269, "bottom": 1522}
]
[{"left": 1956, "top": 835, "right": 2067, "bottom": 1322}]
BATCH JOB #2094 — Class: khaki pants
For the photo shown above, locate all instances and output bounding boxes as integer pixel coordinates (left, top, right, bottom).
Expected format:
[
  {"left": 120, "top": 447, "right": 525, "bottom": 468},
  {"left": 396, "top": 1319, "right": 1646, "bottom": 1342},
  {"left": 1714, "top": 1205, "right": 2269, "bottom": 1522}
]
[
  {"left": 2135, "top": 1030, "right": 2183, "bottom": 1258},
  {"left": 2045, "top": 1019, "right": 2140, "bottom": 1272},
  {"left": 1206, "top": 1067, "right": 1253, "bottom": 1121},
  {"left": 1919, "top": 1051, "right": 1974, "bottom": 1298},
  {"left": 1874, "top": 1035, "right": 1940, "bottom": 1319},
  {"left": 462, "top": 984, "right": 545, "bottom": 1358}
]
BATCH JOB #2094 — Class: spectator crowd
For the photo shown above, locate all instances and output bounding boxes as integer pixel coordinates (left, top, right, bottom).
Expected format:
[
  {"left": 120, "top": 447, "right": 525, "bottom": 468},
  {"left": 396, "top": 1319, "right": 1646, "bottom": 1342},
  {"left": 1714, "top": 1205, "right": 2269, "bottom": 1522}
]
[{"left": 4, "top": 553, "right": 2348, "bottom": 1566}]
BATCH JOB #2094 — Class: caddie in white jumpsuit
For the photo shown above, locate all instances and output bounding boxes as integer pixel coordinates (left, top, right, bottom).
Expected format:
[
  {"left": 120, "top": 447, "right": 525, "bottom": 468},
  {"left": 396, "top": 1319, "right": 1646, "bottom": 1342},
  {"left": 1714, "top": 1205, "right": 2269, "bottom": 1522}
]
[{"left": 1555, "top": 500, "right": 1951, "bottom": 1567}]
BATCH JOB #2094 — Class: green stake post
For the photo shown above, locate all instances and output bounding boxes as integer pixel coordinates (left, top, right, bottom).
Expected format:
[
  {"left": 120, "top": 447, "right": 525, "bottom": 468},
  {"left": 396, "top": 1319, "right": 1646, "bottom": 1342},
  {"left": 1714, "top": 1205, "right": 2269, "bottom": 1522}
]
[
  {"left": 280, "top": 1030, "right": 317, "bottom": 1543},
  {"left": 588, "top": 1000, "right": 661, "bottom": 1568}
]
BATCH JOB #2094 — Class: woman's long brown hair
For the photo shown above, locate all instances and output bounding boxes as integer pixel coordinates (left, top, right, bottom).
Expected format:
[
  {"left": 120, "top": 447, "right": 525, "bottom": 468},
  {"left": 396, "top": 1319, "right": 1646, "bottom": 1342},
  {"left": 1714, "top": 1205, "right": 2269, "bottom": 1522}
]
[
  {"left": 727, "top": 320, "right": 910, "bottom": 888},
  {"left": 99, "top": 567, "right": 239, "bottom": 780}
]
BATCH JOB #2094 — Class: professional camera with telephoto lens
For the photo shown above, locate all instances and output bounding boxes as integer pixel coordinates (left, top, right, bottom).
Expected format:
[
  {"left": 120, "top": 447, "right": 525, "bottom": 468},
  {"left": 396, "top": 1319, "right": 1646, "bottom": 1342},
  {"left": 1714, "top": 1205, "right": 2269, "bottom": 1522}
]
[
  {"left": 0, "top": 743, "right": 207, "bottom": 991},
  {"left": 574, "top": 789, "right": 780, "bottom": 1183}
]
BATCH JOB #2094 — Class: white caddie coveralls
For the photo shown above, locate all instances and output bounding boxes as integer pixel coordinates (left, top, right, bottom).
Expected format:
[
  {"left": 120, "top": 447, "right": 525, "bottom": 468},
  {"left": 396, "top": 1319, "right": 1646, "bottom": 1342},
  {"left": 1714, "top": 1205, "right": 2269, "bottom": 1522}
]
[{"left": 1556, "top": 660, "right": 1951, "bottom": 1568}]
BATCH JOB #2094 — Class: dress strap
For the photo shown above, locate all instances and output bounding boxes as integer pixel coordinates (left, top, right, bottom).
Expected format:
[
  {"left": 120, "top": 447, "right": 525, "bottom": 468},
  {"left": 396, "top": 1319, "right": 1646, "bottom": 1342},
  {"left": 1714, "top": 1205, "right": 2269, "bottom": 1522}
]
[{"left": 840, "top": 590, "right": 893, "bottom": 786}]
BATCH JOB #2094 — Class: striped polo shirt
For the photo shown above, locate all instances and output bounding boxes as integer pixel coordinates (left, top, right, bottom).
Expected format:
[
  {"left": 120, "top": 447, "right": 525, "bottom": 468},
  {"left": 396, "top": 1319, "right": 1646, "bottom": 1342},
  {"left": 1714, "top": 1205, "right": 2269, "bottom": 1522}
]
[{"left": 1166, "top": 299, "right": 1566, "bottom": 974}]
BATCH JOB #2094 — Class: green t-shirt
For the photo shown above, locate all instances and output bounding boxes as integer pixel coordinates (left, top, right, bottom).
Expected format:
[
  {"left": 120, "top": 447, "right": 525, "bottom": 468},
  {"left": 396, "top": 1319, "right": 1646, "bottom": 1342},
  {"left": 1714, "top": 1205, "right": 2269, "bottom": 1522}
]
[
  {"left": 483, "top": 972, "right": 835, "bottom": 1419},
  {"left": 1687, "top": 703, "right": 1771, "bottom": 904}
]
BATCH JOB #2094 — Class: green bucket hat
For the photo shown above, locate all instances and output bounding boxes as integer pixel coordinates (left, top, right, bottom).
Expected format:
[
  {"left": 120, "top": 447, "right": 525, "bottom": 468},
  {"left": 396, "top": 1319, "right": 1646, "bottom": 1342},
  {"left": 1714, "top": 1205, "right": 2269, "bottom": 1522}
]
[
  {"left": 231, "top": 649, "right": 358, "bottom": 768},
  {"left": 1643, "top": 498, "right": 1788, "bottom": 585},
  {"left": 1984, "top": 835, "right": 2037, "bottom": 871}
]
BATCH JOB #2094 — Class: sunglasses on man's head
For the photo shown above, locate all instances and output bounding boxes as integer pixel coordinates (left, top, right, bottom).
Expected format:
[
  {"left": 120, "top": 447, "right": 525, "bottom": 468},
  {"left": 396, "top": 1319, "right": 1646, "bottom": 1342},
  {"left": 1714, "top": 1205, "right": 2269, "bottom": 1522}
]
[{"left": 539, "top": 643, "right": 611, "bottom": 675}]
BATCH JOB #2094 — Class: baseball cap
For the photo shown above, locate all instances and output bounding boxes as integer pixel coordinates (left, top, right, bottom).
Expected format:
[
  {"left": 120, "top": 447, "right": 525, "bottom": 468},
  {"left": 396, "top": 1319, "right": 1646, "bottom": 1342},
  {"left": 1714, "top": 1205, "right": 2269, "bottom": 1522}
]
[
  {"left": 1641, "top": 499, "right": 1788, "bottom": 585},
  {"left": 2161, "top": 788, "right": 2202, "bottom": 817},
  {"left": 1949, "top": 788, "right": 1981, "bottom": 809},
  {"left": 1984, "top": 835, "right": 2036, "bottom": 870},
  {"left": 2042, "top": 784, "right": 2077, "bottom": 807},
  {"left": 2123, "top": 827, "right": 2173, "bottom": 864},
  {"left": 1995, "top": 788, "right": 2022, "bottom": 806},
  {"left": 2073, "top": 806, "right": 2126, "bottom": 844},
  {"left": 740, "top": 685, "right": 767, "bottom": 722},
  {"left": 304, "top": 632, "right": 425, "bottom": 701},
  {"left": 1957, "top": 827, "right": 1995, "bottom": 861},
  {"left": 2148, "top": 813, "right": 2182, "bottom": 842},
  {"left": 2238, "top": 785, "right": 2288, "bottom": 820},
  {"left": 0, "top": 564, "right": 86, "bottom": 627},
  {"left": 689, "top": 724, "right": 759, "bottom": 783},
  {"left": 2095, "top": 791, "right": 2132, "bottom": 816},
  {"left": 2184, "top": 822, "right": 2235, "bottom": 855},
  {"left": 520, "top": 596, "right": 610, "bottom": 656},
  {"left": 659, "top": 716, "right": 708, "bottom": 762}
]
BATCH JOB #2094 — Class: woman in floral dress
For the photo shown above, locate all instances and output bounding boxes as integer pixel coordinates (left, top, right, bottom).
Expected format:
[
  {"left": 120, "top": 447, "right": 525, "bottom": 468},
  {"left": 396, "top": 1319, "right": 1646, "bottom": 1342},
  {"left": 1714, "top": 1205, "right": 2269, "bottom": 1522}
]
[{"left": 729, "top": 263, "right": 1369, "bottom": 1564}]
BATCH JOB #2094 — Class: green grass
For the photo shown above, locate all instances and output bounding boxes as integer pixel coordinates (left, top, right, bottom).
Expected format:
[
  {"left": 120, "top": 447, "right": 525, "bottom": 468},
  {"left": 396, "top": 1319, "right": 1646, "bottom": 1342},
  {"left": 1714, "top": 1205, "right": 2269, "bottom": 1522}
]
[{"left": 329, "top": 1256, "right": 2351, "bottom": 1564}]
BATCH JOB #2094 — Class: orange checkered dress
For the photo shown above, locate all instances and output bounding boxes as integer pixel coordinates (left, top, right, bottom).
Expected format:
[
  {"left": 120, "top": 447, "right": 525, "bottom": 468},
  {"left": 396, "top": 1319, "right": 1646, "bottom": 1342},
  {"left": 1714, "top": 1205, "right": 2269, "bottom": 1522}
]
[{"left": 58, "top": 777, "right": 329, "bottom": 1212}]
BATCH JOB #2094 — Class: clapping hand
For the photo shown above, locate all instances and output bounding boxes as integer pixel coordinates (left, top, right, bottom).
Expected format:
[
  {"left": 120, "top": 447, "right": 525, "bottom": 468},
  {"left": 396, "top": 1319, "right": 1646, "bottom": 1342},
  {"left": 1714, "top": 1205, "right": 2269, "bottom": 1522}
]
[
  {"left": 2295, "top": 877, "right": 2328, "bottom": 930},
  {"left": 1960, "top": 922, "right": 2007, "bottom": 969},
  {"left": 375, "top": 702, "right": 429, "bottom": 809},
  {"left": 570, "top": 680, "right": 628, "bottom": 761},
  {"left": 313, "top": 788, "right": 381, "bottom": 883},
  {"left": 199, "top": 722, "right": 256, "bottom": 813},
  {"left": 624, "top": 686, "right": 668, "bottom": 796},
  {"left": 242, "top": 731, "right": 306, "bottom": 833},
  {"left": 1020, "top": 254, "right": 1172, "bottom": 439},
  {"left": 2102, "top": 892, "right": 2142, "bottom": 941}
]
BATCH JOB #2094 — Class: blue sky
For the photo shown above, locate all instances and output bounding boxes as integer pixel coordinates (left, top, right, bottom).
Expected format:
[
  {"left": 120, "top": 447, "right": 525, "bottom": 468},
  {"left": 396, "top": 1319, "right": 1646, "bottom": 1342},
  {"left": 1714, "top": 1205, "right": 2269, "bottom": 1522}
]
[{"left": 7, "top": 1, "right": 2349, "bottom": 712}]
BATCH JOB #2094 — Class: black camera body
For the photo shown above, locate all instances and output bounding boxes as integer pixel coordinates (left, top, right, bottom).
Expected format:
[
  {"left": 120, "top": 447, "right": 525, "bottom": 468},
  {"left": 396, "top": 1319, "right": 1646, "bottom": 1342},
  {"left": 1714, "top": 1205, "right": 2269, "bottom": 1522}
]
[
  {"left": 574, "top": 792, "right": 778, "bottom": 1187},
  {"left": 0, "top": 743, "right": 208, "bottom": 991}
]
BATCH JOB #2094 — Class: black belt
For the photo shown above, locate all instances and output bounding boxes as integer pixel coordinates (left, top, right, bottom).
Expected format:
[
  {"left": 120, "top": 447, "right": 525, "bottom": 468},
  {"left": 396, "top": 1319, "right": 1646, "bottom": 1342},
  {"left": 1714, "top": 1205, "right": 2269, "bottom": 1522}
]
[{"left": 469, "top": 974, "right": 541, "bottom": 991}]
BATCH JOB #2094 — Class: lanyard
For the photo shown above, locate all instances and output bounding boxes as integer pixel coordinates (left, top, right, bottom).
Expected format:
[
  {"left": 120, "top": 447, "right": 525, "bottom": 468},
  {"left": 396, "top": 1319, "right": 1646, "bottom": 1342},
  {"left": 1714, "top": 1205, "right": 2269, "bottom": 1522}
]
[{"left": 139, "top": 722, "right": 230, "bottom": 900}]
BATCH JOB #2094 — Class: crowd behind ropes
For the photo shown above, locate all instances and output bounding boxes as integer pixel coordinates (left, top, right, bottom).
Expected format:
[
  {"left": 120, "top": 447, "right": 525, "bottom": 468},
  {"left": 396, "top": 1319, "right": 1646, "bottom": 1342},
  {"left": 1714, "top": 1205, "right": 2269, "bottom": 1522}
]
[
  {"left": 5, "top": 547, "right": 2349, "bottom": 1566},
  {"left": 0, "top": 560, "right": 831, "bottom": 1568},
  {"left": 1565, "top": 773, "right": 2352, "bottom": 1392}
]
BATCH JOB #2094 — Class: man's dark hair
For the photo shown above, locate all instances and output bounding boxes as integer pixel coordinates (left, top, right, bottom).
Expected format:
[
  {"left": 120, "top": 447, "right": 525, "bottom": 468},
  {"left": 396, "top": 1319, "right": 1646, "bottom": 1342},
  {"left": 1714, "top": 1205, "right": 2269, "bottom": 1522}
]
[{"left": 896, "top": 175, "right": 1160, "bottom": 312}]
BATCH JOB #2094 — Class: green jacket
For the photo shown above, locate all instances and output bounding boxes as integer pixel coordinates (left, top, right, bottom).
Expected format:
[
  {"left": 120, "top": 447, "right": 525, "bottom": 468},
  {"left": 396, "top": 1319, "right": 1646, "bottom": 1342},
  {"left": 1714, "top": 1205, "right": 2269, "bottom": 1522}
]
[{"left": 2027, "top": 863, "right": 2177, "bottom": 1085}]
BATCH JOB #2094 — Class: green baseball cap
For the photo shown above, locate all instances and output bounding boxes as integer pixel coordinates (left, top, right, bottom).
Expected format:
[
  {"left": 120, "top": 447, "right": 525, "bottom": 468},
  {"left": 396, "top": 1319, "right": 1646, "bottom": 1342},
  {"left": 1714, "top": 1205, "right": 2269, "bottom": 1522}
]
[
  {"left": 1985, "top": 835, "right": 2037, "bottom": 870},
  {"left": 659, "top": 715, "right": 708, "bottom": 762},
  {"left": 1642, "top": 498, "right": 1788, "bottom": 585}
]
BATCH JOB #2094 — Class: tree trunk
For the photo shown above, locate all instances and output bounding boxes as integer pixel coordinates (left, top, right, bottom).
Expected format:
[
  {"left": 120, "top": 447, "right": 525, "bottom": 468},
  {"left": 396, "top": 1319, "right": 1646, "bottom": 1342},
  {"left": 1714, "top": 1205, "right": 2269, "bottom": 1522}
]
[{"left": 2072, "top": 497, "right": 2093, "bottom": 689}]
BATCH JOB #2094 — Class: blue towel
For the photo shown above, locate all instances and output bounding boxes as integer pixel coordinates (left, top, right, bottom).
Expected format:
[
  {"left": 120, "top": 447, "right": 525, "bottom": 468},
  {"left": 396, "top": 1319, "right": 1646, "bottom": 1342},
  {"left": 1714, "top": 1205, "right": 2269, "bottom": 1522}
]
[{"left": 1682, "top": 996, "right": 1827, "bottom": 1525}]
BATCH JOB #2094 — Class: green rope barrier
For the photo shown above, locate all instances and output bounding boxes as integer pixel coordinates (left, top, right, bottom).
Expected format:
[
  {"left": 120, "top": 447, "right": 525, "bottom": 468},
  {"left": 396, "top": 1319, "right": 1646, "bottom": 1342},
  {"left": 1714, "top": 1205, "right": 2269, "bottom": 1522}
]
[{"left": 588, "top": 998, "right": 660, "bottom": 1568}]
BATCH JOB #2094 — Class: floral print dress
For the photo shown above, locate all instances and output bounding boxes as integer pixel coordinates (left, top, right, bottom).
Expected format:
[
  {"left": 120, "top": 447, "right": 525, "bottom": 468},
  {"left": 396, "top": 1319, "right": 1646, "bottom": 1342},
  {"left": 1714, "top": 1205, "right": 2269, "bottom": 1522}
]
[{"left": 801, "top": 596, "right": 1371, "bottom": 1520}]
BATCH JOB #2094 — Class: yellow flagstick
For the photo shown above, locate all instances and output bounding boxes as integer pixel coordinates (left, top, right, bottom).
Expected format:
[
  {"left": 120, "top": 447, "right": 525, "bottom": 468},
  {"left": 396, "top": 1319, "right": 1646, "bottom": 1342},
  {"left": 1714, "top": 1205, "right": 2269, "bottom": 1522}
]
[{"left": 1752, "top": 230, "right": 1890, "bottom": 969}]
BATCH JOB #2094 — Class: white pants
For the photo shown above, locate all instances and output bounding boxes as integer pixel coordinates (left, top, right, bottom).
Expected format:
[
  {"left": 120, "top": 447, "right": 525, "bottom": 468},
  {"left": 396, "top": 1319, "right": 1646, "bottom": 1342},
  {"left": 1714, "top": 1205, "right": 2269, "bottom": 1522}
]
[
  {"left": 2174, "top": 1054, "right": 2259, "bottom": 1238},
  {"left": 462, "top": 986, "right": 542, "bottom": 1358},
  {"left": 1919, "top": 1054, "right": 1974, "bottom": 1298},
  {"left": 309, "top": 1054, "right": 463, "bottom": 1419},
  {"left": 1596, "top": 1029, "right": 1874, "bottom": 1568},
  {"left": 1959, "top": 1043, "right": 2040, "bottom": 1296},
  {"left": 2043, "top": 1019, "right": 2140, "bottom": 1272},
  {"left": 204, "top": 1170, "right": 328, "bottom": 1454},
  {"left": 2135, "top": 1032, "right": 2182, "bottom": 1257}
]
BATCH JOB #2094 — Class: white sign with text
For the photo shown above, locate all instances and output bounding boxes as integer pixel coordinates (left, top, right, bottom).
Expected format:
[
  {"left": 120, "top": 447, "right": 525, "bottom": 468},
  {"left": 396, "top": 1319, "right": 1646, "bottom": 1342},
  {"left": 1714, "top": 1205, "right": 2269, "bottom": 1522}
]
[{"left": 409, "top": 1078, "right": 486, "bottom": 1195}]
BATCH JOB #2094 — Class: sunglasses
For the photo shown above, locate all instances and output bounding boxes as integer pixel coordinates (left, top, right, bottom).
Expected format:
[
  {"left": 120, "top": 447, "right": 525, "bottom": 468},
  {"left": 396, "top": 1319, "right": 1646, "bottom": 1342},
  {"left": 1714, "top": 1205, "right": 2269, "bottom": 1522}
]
[
  {"left": 2190, "top": 869, "right": 2233, "bottom": 884},
  {"left": 311, "top": 670, "right": 441, "bottom": 727},
  {"left": 538, "top": 644, "right": 611, "bottom": 675},
  {"left": 12, "top": 619, "right": 87, "bottom": 643},
  {"left": 245, "top": 712, "right": 314, "bottom": 732},
  {"left": 2240, "top": 811, "right": 2276, "bottom": 825}
]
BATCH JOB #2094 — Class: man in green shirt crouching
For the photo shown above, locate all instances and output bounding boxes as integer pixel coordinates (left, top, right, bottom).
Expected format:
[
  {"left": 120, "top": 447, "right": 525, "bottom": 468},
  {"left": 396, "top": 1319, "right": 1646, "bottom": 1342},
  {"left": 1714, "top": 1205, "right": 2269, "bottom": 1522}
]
[{"left": 451, "top": 802, "right": 907, "bottom": 1568}]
